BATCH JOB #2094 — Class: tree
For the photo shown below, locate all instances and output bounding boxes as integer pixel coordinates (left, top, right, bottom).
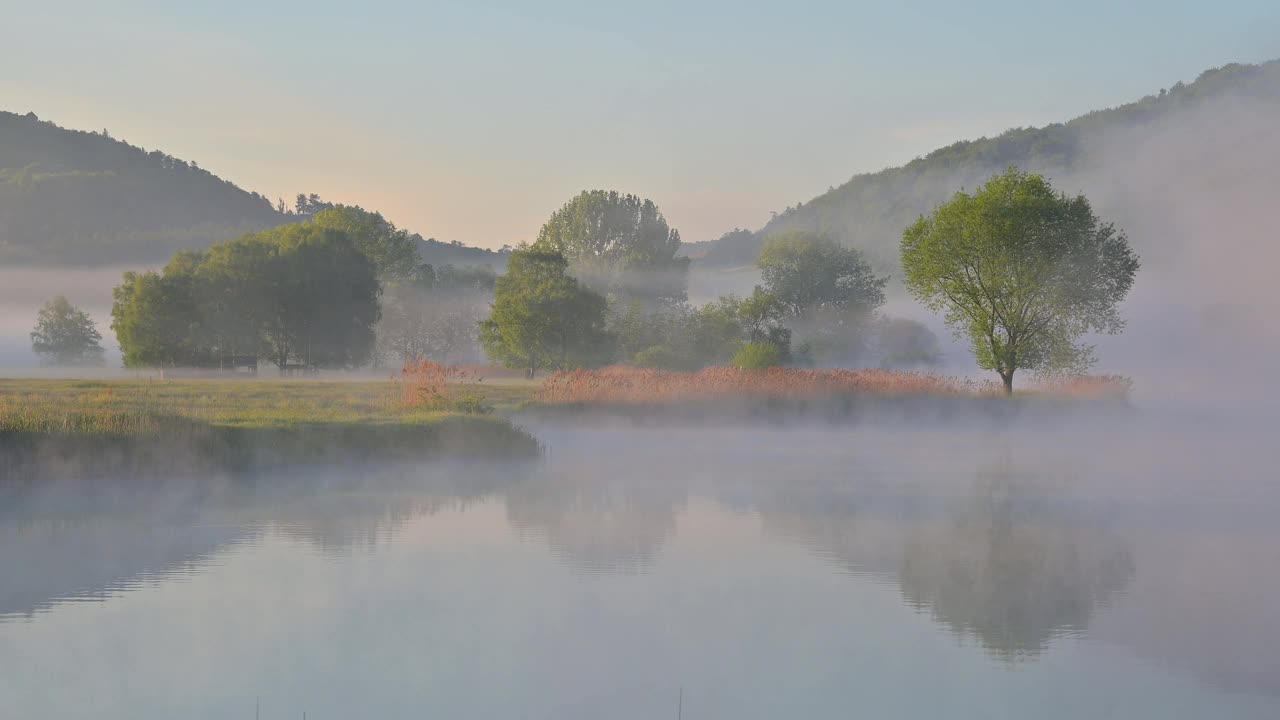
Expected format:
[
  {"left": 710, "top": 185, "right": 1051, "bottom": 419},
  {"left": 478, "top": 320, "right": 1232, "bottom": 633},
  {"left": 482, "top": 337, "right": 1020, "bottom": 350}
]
[
  {"left": 376, "top": 264, "right": 497, "bottom": 365},
  {"left": 111, "top": 225, "right": 380, "bottom": 370},
  {"left": 531, "top": 190, "right": 689, "bottom": 304},
  {"left": 30, "top": 296, "right": 105, "bottom": 365},
  {"left": 263, "top": 225, "right": 381, "bottom": 369},
  {"left": 480, "top": 248, "right": 610, "bottom": 377},
  {"left": 757, "top": 231, "right": 887, "bottom": 319},
  {"left": 874, "top": 317, "right": 942, "bottom": 369},
  {"left": 111, "top": 267, "right": 203, "bottom": 367},
  {"left": 735, "top": 287, "right": 791, "bottom": 363},
  {"left": 311, "top": 205, "right": 419, "bottom": 283},
  {"left": 901, "top": 169, "right": 1139, "bottom": 394}
]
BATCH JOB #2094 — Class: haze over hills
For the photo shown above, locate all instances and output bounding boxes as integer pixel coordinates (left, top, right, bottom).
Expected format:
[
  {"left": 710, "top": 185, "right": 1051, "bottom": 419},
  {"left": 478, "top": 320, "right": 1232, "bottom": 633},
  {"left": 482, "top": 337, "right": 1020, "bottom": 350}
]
[
  {"left": 685, "top": 59, "right": 1280, "bottom": 281},
  {"left": 0, "top": 111, "right": 507, "bottom": 270}
]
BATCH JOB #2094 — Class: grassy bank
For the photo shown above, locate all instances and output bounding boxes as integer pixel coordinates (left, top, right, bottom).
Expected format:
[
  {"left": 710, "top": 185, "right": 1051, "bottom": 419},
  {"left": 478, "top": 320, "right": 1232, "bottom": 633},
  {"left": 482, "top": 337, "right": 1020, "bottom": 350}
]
[{"left": 0, "top": 377, "right": 542, "bottom": 480}]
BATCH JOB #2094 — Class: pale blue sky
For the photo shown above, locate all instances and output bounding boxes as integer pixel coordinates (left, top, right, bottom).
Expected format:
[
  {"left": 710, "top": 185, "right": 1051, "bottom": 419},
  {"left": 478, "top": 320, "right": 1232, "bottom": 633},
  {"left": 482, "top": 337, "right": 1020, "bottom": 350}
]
[{"left": 5, "top": 0, "right": 1277, "bottom": 247}]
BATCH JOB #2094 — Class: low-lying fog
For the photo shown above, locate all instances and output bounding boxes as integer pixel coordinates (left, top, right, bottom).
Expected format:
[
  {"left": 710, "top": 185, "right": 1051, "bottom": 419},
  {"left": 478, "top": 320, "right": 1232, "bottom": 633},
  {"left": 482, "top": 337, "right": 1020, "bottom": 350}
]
[{"left": 1, "top": 418, "right": 1277, "bottom": 719}]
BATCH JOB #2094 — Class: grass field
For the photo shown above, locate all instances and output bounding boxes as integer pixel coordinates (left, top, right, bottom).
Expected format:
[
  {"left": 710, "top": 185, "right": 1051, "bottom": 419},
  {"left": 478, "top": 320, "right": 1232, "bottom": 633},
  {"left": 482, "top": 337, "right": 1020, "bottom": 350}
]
[
  {"left": 0, "top": 376, "right": 540, "bottom": 431},
  {"left": 0, "top": 377, "right": 543, "bottom": 478}
]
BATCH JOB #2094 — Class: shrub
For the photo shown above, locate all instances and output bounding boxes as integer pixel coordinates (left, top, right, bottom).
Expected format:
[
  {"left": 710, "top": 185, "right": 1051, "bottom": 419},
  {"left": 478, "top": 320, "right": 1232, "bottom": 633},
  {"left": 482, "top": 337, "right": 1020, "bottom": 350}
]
[
  {"left": 634, "top": 345, "right": 684, "bottom": 370},
  {"left": 731, "top": 342, "right": 785, "bottom": 370}
]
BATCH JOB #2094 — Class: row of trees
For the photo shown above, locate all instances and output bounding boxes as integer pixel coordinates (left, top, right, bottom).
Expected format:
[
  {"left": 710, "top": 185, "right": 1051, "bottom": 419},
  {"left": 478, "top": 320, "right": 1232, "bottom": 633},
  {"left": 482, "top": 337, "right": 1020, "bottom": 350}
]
[{"left": 34, "top": 170, "right": 1138, "bottom": 394}]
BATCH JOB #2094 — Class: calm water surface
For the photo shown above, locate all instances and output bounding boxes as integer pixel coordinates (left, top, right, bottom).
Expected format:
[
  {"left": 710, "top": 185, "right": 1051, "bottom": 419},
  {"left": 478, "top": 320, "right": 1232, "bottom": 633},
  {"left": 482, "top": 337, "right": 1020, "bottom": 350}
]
[{"left": 1, "top": 420, "right": 1277, "bottom": 719}]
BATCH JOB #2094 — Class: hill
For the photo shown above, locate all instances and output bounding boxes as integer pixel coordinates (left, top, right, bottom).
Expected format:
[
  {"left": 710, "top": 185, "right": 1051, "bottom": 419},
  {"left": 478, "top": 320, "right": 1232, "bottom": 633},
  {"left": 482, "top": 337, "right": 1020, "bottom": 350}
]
[
  {"left": 686, "top": 59, "right": 1280, "bottom": 278},
  {"left": 0, "top": 111, "right": 291, "bottom": 265},
  {"left": 0, "top": 112, "right": 511, "bottom": 271}
]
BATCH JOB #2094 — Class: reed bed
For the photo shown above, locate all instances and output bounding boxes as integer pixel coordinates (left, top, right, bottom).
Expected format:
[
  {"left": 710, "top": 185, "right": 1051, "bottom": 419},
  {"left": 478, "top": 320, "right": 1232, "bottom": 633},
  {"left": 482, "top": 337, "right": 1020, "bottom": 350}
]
[{"left": 536, "top": 366, "right": 1008, "bottom": 405}]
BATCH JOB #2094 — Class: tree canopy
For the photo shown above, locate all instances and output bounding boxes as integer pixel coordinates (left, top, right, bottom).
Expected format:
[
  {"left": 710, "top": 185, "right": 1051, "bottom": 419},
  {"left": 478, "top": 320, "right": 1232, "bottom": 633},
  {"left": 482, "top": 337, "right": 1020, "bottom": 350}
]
[
  {"left": 480, "top": 248, "right": 611, "bottom": 377},
  {"left": 311, "top": 205, "right": 419, "bottom": 282},
  {"left": 112, "top": 225, "right": 380, "bottom": 369},
  {"left": 30, "top": 296, "right": 105, "bottom": 366},
  {"left": 901, "top": 168, "right": 1139, "bottom": 393},
  {"left": 532, "top": 190, "right": 688, "bottom": 304},
  {"left": 757, "top": 231, "right": 887, "bottom": 319}
]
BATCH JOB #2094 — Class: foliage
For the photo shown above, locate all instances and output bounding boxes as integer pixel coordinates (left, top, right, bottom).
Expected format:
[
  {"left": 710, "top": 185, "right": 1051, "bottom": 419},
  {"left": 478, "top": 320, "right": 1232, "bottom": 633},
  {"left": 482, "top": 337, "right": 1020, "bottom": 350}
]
[
  {"left": 633, "top": 345, "right": 683, "bottom": 370},
  {"left": 480, "top": 248, "right": 612, "bottom": 377},
  {"left": 874, "top": 317, "right": 942, "bottom": 369},
  {"left": 731, "top": 342, "right": 785, "bottom": 370},
  {"left": 757, "top": 231, "right": 887, "bottom": 318},
  {"left": 29, "top": 296, "right": 105, "bottom": 366},
  {"left": 111, "top": 225, "right": 381, "bottom": 369},
  {"left": 377, "top": 268, "right": 494, "bottom": 366},
  {"left": 311, "top": 205, "right": 419, "bottom": 282},
  {"left": 902, "top": 169, "right": 1139, "bottom": 393},
  {"left": 532, "top": 190, "right": 689, "bottom": 304}
]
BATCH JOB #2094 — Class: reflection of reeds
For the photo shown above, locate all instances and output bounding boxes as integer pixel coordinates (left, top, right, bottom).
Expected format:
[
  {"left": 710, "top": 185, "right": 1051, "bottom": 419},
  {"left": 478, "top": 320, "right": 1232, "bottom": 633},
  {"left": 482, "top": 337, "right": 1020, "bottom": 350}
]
[{"left": 536, "top": 366, "right": 1133, "bottom": 405}]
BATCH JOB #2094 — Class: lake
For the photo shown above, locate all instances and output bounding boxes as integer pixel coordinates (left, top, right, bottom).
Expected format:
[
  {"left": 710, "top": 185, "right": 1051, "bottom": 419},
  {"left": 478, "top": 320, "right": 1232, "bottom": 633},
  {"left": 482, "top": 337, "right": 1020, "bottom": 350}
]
[{"left": 2, "top": 417, "right": 1277, "bottom": 719}]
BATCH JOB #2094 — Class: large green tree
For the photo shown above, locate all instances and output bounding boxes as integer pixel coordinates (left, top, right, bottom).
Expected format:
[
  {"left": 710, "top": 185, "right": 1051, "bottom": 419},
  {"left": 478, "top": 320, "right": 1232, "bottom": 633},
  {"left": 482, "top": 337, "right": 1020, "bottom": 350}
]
[
  {"left": 30, "top": 296, "right": 105, "bottom": 366},
  {"left": 531, "top": 190, "right": 688, "bottom": 304},
  {"left": 901, "top": 168, "right": 1139, "bottom": 394},
  {"left": 112, "top": 225, "right": 380, "bottom": 370},
  {"left": 480, "top": 248, "right": 610, "bottom": 377},
  {"left": 259, "top": 225, "right": 381, "bottom": 369}
]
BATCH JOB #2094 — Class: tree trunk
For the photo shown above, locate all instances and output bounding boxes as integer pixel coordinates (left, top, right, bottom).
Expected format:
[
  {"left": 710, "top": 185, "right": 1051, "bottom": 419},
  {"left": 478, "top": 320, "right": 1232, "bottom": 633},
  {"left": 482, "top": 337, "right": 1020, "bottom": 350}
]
[{"left": 1000, "top": 370, "right": 1014, "bottom": 396}]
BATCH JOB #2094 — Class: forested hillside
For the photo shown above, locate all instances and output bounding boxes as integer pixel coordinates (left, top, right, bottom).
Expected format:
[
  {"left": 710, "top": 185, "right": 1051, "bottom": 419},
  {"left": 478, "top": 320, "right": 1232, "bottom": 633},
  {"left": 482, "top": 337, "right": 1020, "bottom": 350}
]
[
  {"left": 0, "top": 111, "right": 290, "bottom": 264},
  {"left": 686, "top": 60, "right": 1280, "bottom": 275}
]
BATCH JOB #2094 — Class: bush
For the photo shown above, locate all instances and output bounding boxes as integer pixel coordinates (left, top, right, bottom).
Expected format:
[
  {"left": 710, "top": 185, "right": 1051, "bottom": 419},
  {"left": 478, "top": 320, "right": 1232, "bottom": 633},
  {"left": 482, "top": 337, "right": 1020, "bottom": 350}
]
[
  {"left": 633, "top": 345, "right": 684, "bottom": 370},
  {"left": 731, "top": 342, "right": 785, "bottom": 370},
  {"left": 452, "top": 390, "right": 494, "bottom": 415}
]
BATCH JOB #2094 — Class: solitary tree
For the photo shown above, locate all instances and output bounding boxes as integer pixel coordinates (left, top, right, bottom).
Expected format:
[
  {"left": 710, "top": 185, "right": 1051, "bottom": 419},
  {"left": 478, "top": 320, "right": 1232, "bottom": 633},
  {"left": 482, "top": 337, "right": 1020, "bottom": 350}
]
[
  {"left": 30, "top": 296, "right": 105, "bottom": 365},
  {"left": 480, "top": 248, "right": 610, "bottom": 377},
  {"left": 531, "top": 190, "right": 688, "bottom": 305},
  {"left": 901, "top": 169, "right": 1139, "bottom": 394}
]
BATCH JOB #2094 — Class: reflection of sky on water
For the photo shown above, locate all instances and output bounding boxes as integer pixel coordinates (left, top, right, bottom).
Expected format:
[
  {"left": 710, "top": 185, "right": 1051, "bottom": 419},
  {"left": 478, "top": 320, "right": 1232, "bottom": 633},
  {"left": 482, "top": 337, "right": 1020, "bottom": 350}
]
[{"left": 1, "top": 423, "right": 1277, "bottom": 718}]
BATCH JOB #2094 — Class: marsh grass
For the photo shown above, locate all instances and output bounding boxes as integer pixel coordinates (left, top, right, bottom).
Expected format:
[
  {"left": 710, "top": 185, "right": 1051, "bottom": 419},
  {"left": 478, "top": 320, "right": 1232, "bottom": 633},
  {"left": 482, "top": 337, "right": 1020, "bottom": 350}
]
[{"left": 527, "top": 366, "right": 1133, "bottom": 425}]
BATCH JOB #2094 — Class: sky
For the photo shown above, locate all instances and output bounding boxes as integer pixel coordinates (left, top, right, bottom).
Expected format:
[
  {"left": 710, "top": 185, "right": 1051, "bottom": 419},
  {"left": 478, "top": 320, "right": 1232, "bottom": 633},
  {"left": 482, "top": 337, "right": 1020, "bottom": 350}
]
[{"left": 4, "top": 0, "right": 1278, "bottom": 249}]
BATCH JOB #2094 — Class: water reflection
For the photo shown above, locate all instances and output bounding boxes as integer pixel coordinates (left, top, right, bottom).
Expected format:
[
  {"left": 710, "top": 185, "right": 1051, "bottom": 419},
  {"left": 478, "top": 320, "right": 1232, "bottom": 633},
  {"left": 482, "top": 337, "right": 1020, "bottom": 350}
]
[
  {"left": 0, "top": 462, "right": 530, "bottom": 620},
  {"left": 1, "top": 427, "right": 1277, "bottom": 711},
  {"left": 505, "top": 465, "right": 684, "bottom": 574},
  {"left": 897, "top": 464, "right": 1135, "bottom": 660}
]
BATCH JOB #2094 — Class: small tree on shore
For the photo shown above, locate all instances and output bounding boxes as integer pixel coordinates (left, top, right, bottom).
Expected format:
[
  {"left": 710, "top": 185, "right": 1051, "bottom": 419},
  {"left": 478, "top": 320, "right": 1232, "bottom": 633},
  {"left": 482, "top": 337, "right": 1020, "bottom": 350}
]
[
  {"left": 31, "top": 296, "right": 105, "bottom": 366},
  {"left": 901, "top": 169, "right": 1139, "bottom": 394}
]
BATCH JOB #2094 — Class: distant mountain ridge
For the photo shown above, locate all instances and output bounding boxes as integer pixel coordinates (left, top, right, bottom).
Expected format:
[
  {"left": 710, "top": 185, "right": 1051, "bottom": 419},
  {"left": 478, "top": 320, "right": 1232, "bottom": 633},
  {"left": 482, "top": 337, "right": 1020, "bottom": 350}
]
[
  {"left": 0, "top": 112, "right": 507, "bottom": 270},
  {"left": 685, "top": 59, "right": 1280, "bottom": 275}
]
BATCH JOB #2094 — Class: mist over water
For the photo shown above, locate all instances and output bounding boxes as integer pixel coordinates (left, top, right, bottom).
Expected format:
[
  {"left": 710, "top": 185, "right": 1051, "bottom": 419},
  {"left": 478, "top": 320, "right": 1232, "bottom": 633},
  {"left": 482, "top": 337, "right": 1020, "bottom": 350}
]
[{"left": 2, "top": 414, "right": 1277, "bottom": 719}]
